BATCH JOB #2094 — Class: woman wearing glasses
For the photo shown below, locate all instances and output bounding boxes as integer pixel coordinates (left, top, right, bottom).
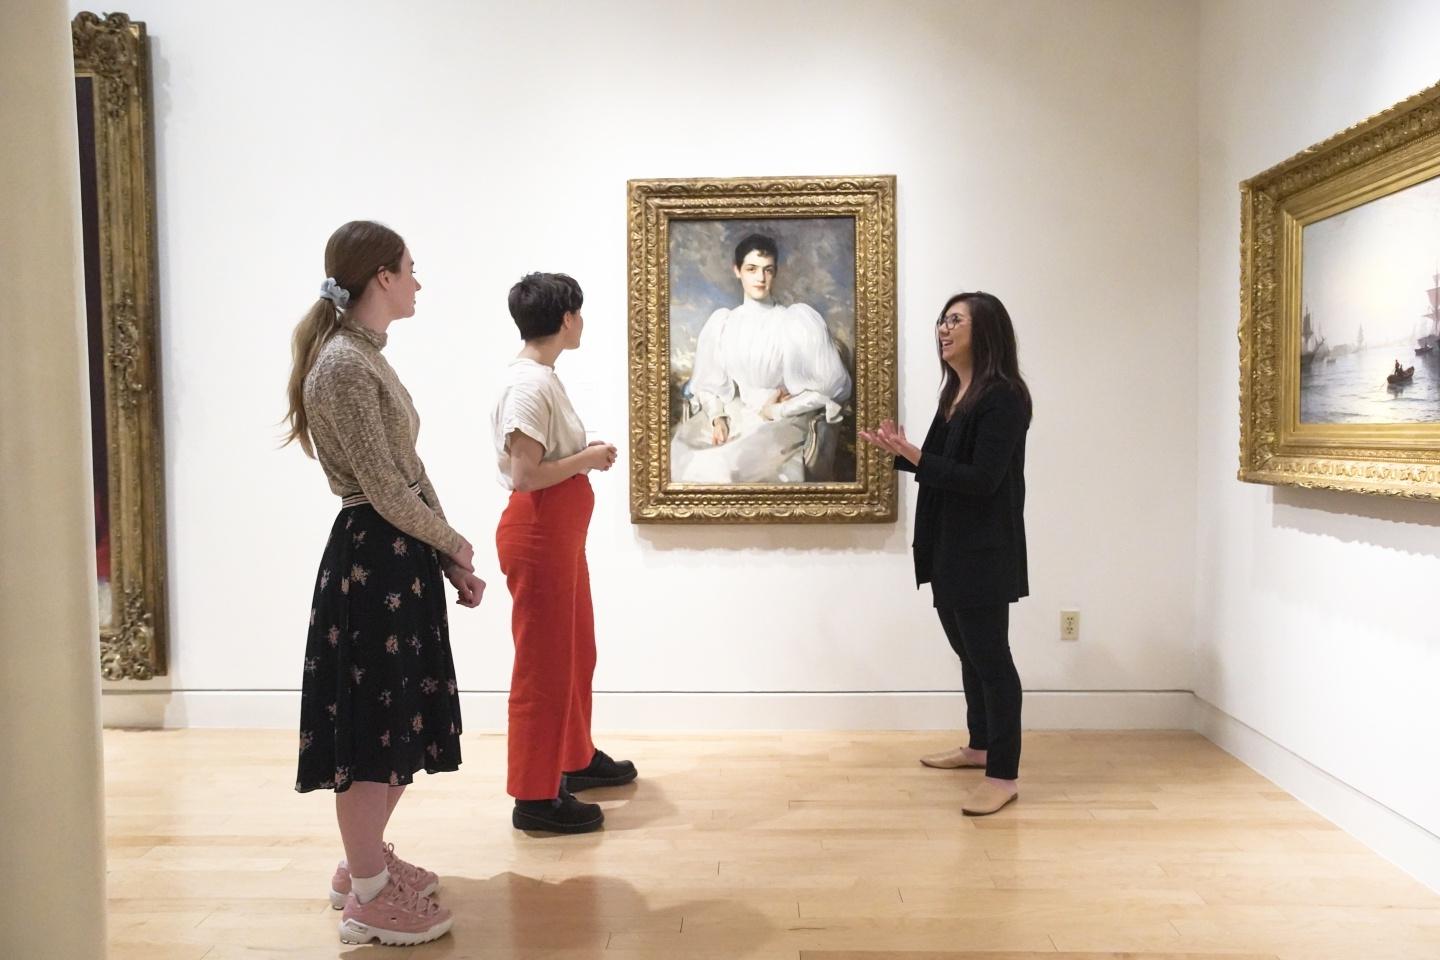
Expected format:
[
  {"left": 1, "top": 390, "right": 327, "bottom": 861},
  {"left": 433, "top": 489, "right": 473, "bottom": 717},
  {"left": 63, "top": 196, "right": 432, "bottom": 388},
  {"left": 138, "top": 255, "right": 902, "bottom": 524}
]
[{"left": 860, "top": 292, "right": 1032, "bottom": 816}]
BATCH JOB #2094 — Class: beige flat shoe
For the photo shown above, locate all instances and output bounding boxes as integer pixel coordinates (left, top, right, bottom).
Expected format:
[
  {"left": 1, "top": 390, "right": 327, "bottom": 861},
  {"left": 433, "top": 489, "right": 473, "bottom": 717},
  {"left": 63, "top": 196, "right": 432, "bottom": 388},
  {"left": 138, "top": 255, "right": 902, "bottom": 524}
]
[
  {"left": 919, "top": 746, "right": 984, "bottom": 769},
  {"left": 961, "top": 781, "right": 1018, "bottom": 816}
]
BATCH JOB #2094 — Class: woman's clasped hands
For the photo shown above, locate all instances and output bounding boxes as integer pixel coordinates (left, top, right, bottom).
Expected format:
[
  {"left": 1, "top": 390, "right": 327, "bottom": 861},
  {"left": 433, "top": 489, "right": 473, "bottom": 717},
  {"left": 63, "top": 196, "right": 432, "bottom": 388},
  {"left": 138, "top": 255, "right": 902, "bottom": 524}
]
[
  {"left": 581, "top": 440, "right": 618, "bottom": 473},
  {"left": 445, "top": 538, "right": 486, "bottom": 608}
]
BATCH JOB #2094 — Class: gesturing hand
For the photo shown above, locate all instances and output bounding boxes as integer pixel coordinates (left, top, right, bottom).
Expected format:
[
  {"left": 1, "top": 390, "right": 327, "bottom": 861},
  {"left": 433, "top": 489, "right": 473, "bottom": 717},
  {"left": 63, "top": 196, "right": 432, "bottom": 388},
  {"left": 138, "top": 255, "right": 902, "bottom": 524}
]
[{"left": 858, "top": 419, "right": 920, "bottom": 466}]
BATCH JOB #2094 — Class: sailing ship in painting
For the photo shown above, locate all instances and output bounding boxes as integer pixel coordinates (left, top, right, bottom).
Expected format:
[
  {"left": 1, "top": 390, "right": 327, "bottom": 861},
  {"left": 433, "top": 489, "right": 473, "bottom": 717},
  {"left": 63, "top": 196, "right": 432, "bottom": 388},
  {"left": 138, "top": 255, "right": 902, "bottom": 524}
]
[
  {"left": 1322, "top": 322, "right": 1365, "bottom": 364},
  {"left": 1300, "top": 309, "right": 1366, "bottom": 367},
  {"left": 1298, "top": 271, "right": 1440, "bottom": 423},
  {"left": 1300, "top": 308, "right": 1329, "bottom": 368},
  {"left": 1294, "top": 166, "right": 1440, "bottom": 422},
  {"left": 1416, "top": 272, "right": 1440, "bottom": 356}
]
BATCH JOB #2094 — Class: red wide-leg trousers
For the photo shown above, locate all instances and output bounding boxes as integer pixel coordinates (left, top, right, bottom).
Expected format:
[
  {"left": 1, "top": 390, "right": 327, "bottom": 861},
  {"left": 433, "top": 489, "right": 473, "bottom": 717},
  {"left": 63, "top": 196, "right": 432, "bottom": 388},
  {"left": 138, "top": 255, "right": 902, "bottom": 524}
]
[{"left": 496, "top": 475, "right": 597, "bottom": 800}]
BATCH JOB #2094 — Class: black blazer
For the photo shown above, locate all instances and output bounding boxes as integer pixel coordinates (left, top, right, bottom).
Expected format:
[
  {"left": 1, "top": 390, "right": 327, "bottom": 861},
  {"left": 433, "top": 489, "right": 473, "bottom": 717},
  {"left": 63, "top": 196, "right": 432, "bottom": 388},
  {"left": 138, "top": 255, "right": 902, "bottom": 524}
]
[{"left": 897, "top": 383, "right": 1029, "bottom": 608}]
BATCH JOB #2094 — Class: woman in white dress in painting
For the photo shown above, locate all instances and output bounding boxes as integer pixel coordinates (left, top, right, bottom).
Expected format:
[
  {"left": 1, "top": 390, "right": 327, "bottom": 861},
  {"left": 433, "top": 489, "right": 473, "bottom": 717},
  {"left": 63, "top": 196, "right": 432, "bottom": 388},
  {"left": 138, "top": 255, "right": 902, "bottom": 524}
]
[{"left": 670, "top": 233, "right": 852, "bottom": 483}]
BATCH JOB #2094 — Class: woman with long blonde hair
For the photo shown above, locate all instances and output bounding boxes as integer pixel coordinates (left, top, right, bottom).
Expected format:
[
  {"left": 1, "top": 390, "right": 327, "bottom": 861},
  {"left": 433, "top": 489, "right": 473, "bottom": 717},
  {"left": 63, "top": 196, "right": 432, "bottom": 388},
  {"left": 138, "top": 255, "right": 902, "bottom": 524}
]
[{"left": 284, "top": 220, "right": 483, "bottom": 945}]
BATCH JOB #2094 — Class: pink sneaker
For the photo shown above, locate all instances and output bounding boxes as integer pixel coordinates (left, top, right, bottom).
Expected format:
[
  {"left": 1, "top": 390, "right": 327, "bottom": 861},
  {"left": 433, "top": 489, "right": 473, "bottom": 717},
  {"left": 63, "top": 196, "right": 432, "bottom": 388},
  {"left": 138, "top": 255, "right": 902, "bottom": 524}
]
[
  {"left": 337, "top": 877, "right": 452, "bottom": 946},
  {"left": 330, "top": 843, "right": 440, "bottom": 909}
]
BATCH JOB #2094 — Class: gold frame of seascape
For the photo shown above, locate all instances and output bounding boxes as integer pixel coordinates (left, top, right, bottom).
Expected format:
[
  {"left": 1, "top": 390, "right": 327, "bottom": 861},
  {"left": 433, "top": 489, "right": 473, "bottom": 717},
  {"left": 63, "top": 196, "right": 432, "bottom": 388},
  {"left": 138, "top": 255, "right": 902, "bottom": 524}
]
[
  {"left": 627, "top": 175, "right": 898, "bottom": 523},
  {"left": 1240, "top": 80, "right": 1440, "bottom": 500},
  {"left": 73, "top": 12, "right": 169, "bottom": 677}
]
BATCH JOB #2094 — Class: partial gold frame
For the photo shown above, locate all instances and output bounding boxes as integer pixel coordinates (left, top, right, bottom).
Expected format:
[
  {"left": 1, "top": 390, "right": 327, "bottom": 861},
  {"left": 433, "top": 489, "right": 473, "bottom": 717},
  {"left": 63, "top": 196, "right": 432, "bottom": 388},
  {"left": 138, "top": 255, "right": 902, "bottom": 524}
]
[
  {"left": 1240, "top": 80, "right": 1440, "bottom": 500},
  {"left": 73, "top": 12, "right": 169, "bottom": 677},
  {"left": 627, "top": 176, "right": 898, "bottom": 523}
]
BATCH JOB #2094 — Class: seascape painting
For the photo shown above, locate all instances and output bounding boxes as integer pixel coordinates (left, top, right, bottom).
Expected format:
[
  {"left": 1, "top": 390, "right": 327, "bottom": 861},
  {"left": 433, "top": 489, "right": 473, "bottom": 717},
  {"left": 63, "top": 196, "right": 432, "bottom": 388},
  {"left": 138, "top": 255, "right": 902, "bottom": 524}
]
[{"left": 1300, "top": 174, "right": 1440, "bottom": 424}]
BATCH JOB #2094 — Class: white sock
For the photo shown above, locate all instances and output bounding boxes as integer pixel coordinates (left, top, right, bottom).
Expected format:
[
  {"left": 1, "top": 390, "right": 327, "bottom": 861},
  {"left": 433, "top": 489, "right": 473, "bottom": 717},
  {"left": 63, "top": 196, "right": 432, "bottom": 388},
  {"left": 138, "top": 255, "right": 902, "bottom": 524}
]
[{"left": 352, "top": 867, "right": 389, "bottom": 904}]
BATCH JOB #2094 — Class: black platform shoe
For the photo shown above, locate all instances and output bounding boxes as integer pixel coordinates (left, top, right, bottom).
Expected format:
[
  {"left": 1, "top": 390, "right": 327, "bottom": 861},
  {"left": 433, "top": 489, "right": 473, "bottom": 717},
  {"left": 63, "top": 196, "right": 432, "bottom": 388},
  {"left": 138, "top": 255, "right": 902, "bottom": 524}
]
[
  {"left": 512, "top": 788, "right": 604, "bottom": 834},
  {"left": 563, "top": 748, "right": 638, "bottom": 791}
]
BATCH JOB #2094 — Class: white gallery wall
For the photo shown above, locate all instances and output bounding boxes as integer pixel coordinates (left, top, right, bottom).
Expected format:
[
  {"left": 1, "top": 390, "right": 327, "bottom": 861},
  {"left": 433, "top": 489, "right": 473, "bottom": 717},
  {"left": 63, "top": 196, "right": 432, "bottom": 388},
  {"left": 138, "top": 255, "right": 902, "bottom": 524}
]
[
  {"left": 94, "top": 0, "right": 1201, "bottom": 728},
  {"left": 1196, "top": 0, "right": 1440, "bottom": 862}
]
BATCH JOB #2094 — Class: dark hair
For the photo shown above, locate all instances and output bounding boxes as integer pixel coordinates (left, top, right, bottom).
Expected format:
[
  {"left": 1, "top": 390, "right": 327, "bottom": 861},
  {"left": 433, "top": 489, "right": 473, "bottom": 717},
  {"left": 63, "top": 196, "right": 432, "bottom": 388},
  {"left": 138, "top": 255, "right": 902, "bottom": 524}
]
[
  {"left": 508, "top": 272, "right": 583, "bottom": 341},
  {"left": 284, "top": 220, "right": 405, "bottom": 457},
  {"left": 937, "top": 291, "right": 1032, "bottom": 424},
  {"left": 733, "top": 233, "right": 779, "bottom": 269}
]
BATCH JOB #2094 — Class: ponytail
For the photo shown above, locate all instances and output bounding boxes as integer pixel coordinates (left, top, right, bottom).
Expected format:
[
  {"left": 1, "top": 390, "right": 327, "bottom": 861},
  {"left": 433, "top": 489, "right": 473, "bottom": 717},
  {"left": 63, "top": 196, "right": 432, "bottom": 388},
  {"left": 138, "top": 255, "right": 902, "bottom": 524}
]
[
  {"left": 280, "top": 220, "right": 406, "bottom": 457},
  {"left": 282, "top": 298, "right": 343, "bottom": 457}
]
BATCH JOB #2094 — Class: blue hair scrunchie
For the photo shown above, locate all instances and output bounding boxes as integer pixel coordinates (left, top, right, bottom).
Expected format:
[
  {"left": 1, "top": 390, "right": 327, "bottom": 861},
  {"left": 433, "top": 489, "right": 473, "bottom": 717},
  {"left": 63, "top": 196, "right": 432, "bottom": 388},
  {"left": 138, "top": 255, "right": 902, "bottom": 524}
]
[{"left": 318, "top": 277, "right": 351, "bottom": 309}]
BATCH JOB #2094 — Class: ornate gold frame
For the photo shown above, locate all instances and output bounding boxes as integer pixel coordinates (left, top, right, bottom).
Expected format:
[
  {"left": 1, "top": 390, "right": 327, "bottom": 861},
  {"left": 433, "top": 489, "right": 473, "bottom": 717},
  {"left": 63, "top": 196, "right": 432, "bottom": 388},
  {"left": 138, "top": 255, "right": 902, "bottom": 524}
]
[
  {"left": 73, "top": 12, "right": 168, "bottom": 677},
  {"left": 627, "top": 176, "right": 898, "bottom": 523},
  {"left": 1240, "top": 80, "right": 1440, "bottom": 500}
]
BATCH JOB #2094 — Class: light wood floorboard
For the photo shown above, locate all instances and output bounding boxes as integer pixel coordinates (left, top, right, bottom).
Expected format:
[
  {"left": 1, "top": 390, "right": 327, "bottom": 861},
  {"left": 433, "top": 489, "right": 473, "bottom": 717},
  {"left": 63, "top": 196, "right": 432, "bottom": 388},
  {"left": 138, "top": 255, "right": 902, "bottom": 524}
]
[{"left": 101, "top": 729, "right": 1440, "bottom": 959}]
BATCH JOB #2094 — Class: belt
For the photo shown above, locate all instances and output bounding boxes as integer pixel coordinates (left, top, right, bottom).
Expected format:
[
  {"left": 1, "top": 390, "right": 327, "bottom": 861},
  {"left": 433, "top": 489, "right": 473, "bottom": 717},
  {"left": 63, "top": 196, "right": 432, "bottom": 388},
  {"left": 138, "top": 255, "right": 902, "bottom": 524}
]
[{"left": 341, "top": 481, "right": 422, "bottom": 508}]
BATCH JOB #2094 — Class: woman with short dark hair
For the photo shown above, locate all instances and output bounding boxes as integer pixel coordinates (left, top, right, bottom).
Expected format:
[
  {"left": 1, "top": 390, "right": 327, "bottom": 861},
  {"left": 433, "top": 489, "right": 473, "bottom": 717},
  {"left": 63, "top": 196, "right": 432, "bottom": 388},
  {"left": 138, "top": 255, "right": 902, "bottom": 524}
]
[
  {"left": 491, "top": 272, "right": 637, "bottom": 834},
  {"left": 861, "top": 291, "right": 1032, "bottom": 816}
]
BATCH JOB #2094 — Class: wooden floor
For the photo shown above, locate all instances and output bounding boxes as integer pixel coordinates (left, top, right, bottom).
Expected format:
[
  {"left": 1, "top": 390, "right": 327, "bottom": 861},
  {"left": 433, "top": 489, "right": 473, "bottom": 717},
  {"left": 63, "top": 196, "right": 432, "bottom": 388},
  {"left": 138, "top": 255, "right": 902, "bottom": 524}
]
[{"left": 104, "top": 729, "right": 1440, "bottom": 960}]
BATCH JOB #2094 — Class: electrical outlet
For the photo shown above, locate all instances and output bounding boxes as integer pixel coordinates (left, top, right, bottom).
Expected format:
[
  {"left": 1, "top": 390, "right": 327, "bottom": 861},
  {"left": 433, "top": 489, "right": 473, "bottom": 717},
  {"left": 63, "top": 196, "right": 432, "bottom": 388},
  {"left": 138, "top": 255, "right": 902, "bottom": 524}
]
[{"left": 1060, "top": 609, "right": 1080, "bottom": 641}]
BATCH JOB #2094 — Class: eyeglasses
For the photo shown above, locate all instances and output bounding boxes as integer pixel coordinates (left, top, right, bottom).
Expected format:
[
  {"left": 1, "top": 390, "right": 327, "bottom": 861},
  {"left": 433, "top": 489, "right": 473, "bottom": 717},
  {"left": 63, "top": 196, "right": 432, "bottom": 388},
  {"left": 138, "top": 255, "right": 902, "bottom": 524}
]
[{"left": 936, "top": 313, "right": 969, "bottom": 330}]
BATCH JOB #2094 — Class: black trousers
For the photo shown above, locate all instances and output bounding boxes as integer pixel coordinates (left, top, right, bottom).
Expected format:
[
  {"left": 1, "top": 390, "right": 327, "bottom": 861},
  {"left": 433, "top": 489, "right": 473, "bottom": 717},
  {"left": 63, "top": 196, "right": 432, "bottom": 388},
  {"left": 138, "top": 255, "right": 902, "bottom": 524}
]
[{"left": 936, "top": 603, "right": 1022, "bottom": 780}]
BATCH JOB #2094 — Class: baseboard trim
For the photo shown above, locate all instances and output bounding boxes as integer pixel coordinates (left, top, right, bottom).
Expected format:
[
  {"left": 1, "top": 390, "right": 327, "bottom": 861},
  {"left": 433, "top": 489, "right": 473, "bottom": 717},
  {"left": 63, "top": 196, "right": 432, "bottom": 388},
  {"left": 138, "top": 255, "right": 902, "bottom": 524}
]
[
  {"left": 100, "top": 688, "right": 1196, "bottom": 732},
  {"left": 1193, "top": 696, "right": 1440, "bottom": 894}
]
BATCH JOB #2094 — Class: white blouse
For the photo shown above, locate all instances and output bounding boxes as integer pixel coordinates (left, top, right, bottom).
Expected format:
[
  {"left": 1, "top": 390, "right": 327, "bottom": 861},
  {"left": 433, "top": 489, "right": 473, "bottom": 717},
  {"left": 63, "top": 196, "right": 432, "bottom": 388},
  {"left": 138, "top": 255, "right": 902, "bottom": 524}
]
[
  {"left": 689, "top": 298, "right": 852, "bottom": 425},
  {"left": 491, "top": 358, "right": 587, "bottom": 490}
]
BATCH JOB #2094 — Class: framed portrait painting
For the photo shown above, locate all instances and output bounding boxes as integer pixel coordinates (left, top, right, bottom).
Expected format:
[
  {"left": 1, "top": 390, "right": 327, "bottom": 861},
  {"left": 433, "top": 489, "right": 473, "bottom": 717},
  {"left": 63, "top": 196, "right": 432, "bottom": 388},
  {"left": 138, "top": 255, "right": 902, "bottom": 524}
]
[
  {"left": 627, "top": 175, "right": 897, "bottom": 523},
  {"left": 74, "top": 12, "right": 169, "bottom": 678},
  {"left": 1240, "top": 80, "right": 1440, "bottom": 499}
]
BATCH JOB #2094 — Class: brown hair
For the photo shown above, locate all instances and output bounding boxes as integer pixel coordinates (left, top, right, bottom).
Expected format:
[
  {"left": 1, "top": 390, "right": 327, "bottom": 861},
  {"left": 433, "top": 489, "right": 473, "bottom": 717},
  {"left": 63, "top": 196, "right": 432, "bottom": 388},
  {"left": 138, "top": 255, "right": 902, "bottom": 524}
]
[{"left": 282, "top": 221, "right": 405, "bottom": 456}]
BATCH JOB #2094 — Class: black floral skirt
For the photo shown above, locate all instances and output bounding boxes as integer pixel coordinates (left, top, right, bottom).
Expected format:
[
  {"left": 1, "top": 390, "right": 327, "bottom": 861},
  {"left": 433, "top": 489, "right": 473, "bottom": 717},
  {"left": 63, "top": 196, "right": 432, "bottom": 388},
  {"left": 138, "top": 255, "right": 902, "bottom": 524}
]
[{"left": 295, "top": 504, "right": 463, "bottom": 793}]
